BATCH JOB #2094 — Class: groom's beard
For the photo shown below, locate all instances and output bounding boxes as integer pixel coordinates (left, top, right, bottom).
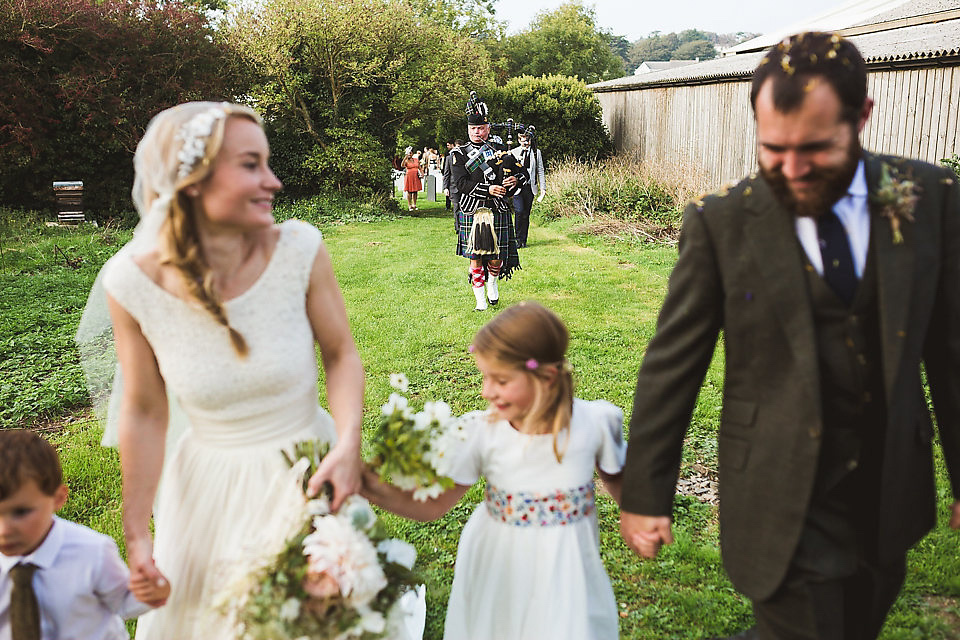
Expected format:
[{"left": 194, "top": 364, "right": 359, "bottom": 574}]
[{"left": 760, "top": 139, "right": 861, "bottom": 219}]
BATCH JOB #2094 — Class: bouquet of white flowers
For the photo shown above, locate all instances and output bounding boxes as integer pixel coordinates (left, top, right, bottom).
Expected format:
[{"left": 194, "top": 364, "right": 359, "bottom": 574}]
[
  {"left": 226, "top": 441, "right": 420, "bottom": 640},
  {"left": 367, "top": 374, "right": 467, "bottom": 501}
]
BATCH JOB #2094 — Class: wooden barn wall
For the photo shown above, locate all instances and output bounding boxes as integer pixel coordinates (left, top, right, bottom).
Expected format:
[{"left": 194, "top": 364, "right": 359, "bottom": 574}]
[{"left": 596, "top": 65, "right": 960, "bottom": 190}]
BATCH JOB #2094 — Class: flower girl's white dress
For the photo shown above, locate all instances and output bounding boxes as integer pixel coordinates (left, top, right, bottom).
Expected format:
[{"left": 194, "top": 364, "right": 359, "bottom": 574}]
[
  {"left": 104, "top": 219, "right": 339, "bottom": 639},
  {"left": 444, "top": 398, "right": 626, "bottom": 640}
]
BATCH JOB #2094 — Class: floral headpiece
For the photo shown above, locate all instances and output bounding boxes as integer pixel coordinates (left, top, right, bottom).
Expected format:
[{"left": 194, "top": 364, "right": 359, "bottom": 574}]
[{"left": 176, "top": 106, "right": 227, "bottom": 179}]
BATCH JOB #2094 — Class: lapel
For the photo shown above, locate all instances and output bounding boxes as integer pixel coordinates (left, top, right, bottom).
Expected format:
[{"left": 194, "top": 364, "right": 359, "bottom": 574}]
[
  {"left": 864, "top": 152, "right": 915, "bottom": 401},
  {"left": 743, "top": 176, "right": 820, "bottom": 394}
]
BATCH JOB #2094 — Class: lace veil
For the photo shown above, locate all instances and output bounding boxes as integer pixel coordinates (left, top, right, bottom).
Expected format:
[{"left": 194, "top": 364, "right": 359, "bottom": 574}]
[{"left": 75, "top": 101, "right": 261, "bottom": 447}]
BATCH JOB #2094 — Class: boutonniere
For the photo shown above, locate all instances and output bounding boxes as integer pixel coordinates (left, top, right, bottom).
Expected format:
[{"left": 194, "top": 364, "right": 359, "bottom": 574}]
[{"left": 870, "top": 162, "right": 919, "bottom": 245}]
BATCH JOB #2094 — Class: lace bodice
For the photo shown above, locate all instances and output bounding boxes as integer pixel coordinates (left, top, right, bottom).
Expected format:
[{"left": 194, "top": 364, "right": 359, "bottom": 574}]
[{"left": 103, "top": 219, "right": 325, "bottom": 446}]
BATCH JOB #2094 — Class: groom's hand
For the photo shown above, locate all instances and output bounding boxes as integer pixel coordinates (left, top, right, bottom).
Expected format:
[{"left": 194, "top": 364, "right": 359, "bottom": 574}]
[{"left": 620, "top": 511, "right": 674, "bottom": 559}]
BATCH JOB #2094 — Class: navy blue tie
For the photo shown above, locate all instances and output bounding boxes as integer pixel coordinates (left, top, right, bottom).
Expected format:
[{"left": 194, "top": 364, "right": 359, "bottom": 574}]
[{"left": 817, "top": 210, "right": 857, "bottom": 305}]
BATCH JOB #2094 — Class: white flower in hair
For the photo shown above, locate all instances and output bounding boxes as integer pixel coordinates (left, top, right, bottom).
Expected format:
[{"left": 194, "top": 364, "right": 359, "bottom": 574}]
[{"left": 176, "top": 106, "right": 226, "bottom": 179}]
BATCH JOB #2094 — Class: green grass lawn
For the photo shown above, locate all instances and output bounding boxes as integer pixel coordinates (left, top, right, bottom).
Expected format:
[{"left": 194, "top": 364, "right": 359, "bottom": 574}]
[{"left": 2, "top": 196, "right": 958, "bottom": 638}]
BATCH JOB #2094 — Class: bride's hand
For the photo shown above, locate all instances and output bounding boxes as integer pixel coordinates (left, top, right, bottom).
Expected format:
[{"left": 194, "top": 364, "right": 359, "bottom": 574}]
[
  {"left": 307, "top": 439, "right": 362, "bottom": 511},
  {"left": 125, "top": 535, "right": 167, "bottom": 603}
]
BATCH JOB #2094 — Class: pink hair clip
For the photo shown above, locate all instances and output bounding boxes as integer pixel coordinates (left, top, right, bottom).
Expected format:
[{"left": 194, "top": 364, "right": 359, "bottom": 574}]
[
  {"left": 525, "top": 358, "right": 538, "bottom": 370},
  {"left": 468, "top": 345, "right": 475, "bottom": 353}
]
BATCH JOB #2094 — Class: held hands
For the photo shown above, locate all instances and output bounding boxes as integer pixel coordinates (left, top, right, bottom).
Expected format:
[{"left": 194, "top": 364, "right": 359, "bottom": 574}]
[
  {"left": 130, "top": 572, "right": 170, "bottom": 608},
  {"left": 502, "top": 176, "right": 518, "bottom": 190},
  {"left": 306, "top": 438, "right": 362, "bottom": 511},
  {"left": 126, "top": 536, "right": 170, "bottom": 607},
  {"left": 489, "top": 184, "right": 508, "bottom": 197},
  {"left": 620, "top": 511, "right": 674, "bottom": 559}
]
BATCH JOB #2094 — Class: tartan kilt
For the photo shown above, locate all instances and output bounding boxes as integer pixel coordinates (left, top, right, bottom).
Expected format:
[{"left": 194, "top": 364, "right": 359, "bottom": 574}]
[{"left": 456, "top": 205, "right": 521, "bottom": 279}]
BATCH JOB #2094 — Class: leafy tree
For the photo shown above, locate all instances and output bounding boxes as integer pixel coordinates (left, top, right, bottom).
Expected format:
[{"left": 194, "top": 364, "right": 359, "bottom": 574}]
[
  {"left": 628, "top": 32, "right": 680, "bottom": 65},
  {"left": 675, "top": 39, "right": 717, "bottom": 60},
  {"left": 607, "top": 33, "right": 631, "bottom": 68},
  {"left": 497, "top": 2, "right": 624, "bottom": 84},
  {"left": 227, "top": 0, "right": 491, "bottom": 197},
  {"left": 0, "top": 0, "right": 240, "bottom": 216},
  {"left": 404, "top": 0, "right": 503, "bottom": 40}
]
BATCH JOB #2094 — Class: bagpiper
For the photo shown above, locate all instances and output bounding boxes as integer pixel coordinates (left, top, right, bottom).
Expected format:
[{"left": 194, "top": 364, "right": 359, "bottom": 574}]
[{"left": 450, "top": 91, "right": 529, "bottom": 311}]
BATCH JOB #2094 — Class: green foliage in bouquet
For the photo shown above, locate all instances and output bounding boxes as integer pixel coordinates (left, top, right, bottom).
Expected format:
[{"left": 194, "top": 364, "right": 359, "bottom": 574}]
[{"left": 367, "top": 375, "right": 464, "bottom": 501}]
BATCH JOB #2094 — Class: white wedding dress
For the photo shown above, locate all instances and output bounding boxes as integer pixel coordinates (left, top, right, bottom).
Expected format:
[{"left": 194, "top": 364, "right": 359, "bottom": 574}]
[
  {"left": 103, "top": 219, "right": 339, "bottom": 639},
  {"left": 444, "top": 398, "right": 626, "bottom": 640}
]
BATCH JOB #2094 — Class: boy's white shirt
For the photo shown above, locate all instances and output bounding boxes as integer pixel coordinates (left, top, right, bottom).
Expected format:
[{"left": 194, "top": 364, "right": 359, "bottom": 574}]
[{"left": 0, "top": 516, "right": 150, "bottom": 640}]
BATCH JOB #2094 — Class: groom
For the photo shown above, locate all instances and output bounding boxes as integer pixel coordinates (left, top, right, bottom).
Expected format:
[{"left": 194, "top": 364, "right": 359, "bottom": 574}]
[{"left": 619, "top": 32, "right": 960, "bottom": 639}]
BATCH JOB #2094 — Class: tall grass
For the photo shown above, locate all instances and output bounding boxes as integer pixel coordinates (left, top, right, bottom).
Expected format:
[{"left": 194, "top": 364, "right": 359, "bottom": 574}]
[{"left": 541, "top": 153, "right": 710, "bottom": 244}]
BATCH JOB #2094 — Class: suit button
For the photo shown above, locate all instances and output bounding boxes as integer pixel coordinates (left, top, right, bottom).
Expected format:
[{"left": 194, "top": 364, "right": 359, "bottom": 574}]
[
  {"left": 847, "top": 459, "right": 859, "bottom": 471},
  {"left": 845, "top": 338, "right": 855, "bottom": 348},
  {"left": 857, "top": 354, "right": 867, "bottom": 365},
  {"left": 809, "top": 427, "right": 822, "bottom": 439}
]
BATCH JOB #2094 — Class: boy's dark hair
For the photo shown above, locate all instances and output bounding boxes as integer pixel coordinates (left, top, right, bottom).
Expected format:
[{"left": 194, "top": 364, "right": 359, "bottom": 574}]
[
  {"left": 0, "top": 429, "right": 63, "bottom": 499},
  {"left": 750, "top": 32, "right": 867, "bottom": 126}
]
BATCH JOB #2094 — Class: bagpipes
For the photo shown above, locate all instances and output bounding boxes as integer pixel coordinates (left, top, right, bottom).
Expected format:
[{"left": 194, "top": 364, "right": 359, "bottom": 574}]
[{"left": 490, "top": 119, "right": 535, "bottom": 148}]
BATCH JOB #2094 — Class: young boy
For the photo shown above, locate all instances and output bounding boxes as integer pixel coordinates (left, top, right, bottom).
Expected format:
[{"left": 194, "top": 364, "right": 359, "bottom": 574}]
[{"left": 0, "top": 429, "right": 169, "bottom": 639}]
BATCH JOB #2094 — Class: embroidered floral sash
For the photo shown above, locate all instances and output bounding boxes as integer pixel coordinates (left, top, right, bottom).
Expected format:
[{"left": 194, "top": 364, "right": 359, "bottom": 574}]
[{"left": 484, "top": 482, "right": 595, "bottom": 527}]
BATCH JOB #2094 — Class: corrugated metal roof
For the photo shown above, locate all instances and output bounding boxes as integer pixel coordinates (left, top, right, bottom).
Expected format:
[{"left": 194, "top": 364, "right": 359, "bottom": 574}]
[
  {"left": 725, "top": 0, "right": 913, "bottom": 54},
  {"left": 590, "top": 13, "right": 960, "bottom": 92}
]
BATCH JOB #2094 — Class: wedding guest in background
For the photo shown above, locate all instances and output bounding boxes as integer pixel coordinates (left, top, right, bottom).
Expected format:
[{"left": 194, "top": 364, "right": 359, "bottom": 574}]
[
  {"left": 403, "top": 146, "right": 423, "bottom": 211},
  {"left": 619, "top": 32, "right": 960, "bottom": 640},
  {"left": 441, "top": 140, "right": 455, "bottom": 211},
  {"left": 509, "top": 128, "right": 546, "bottom": 248},
  {"left": 363, "top": 302, "right": 625, "bottom": 640},
  {"left": 0, "top": 429, "right": 168, "bottom": 640},
  {"left": 79, "top": 101, "right": 365, "bottom": 639},
  {"left": 443, "top": 139, "right": 464, "bottom": 230}
]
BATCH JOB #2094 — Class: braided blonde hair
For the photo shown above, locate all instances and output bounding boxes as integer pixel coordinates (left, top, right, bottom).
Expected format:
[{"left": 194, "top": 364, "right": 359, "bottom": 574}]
[{"left": 133, "top": 102, "right": 264, "bottom": 356}]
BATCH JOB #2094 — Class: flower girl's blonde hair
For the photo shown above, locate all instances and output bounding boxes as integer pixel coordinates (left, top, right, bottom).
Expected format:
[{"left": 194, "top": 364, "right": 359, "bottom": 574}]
[
  {"left": 471, "top": 301, "right": 574, "bottom": 461},
  {"left": 133, "top": 102, "right": 263, "bottom": 356}
]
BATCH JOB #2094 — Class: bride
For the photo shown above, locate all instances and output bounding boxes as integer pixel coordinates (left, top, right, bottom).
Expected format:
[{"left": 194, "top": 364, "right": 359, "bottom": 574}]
[{"left": 81, "top": 102, "right": 365, "bottom": 638}]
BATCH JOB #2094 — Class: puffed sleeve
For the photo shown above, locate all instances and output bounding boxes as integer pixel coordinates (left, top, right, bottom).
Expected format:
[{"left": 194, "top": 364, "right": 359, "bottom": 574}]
[
  {"left": 448, "top": 410, "right": 490, "bottom": 486},
  {"left": 579, "top": 398, "right": 626, "bottom": 475}
]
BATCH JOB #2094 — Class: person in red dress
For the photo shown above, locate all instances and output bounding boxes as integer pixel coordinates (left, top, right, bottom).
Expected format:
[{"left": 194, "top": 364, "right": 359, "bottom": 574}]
[{"left": 402, "top": 146, "right": 423, "bottom": 211}]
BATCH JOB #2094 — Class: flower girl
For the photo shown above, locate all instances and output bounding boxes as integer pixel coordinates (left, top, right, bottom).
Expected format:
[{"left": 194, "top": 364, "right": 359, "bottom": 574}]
[{"left": 362, "top": 301, "right": 626, "bottom": 639}]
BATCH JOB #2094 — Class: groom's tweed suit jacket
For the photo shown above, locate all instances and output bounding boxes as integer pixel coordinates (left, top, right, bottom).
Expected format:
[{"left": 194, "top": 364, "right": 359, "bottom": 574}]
[{"left": 621, "top": 151, "right": 960, "bottom": 600}]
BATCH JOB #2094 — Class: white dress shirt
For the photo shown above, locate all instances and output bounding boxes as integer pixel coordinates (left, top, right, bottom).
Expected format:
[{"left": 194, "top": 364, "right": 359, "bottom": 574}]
[
  {"left": 795, "top": 160, "right": 870, "bottom": 277},
  {"left": 0, "top": 517, "right": 150, "bottom": 640}
]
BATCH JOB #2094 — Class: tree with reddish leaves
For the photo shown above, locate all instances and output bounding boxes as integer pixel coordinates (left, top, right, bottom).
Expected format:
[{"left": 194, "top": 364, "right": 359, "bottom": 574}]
[{"left": 0, "top": 0, "right": 244, "bottom": 218}]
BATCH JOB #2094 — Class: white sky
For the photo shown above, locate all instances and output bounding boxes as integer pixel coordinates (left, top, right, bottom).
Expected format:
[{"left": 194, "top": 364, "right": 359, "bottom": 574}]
[{"left": 493, "top": 0, "right": 851, "bottom": 41}]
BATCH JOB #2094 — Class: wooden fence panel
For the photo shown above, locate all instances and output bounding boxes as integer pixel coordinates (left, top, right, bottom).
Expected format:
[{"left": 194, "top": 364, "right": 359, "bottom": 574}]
[{"left": 596, "top": 65, "right": 960, "bottom": 190}]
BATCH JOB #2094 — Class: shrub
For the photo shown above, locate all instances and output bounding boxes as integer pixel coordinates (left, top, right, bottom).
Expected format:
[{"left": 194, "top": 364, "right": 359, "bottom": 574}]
[
  {"left": 942, "top": 154, "right": 960, "bottom": 178},
  {"left": 0, "top": 0, "right": 243, "bottom": 220},
  {"left": 541, "top": 153, "right": 707, "bottom": 243},
  {"left": 273, "top": 192, "right": 400, "bottom": 226}
]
